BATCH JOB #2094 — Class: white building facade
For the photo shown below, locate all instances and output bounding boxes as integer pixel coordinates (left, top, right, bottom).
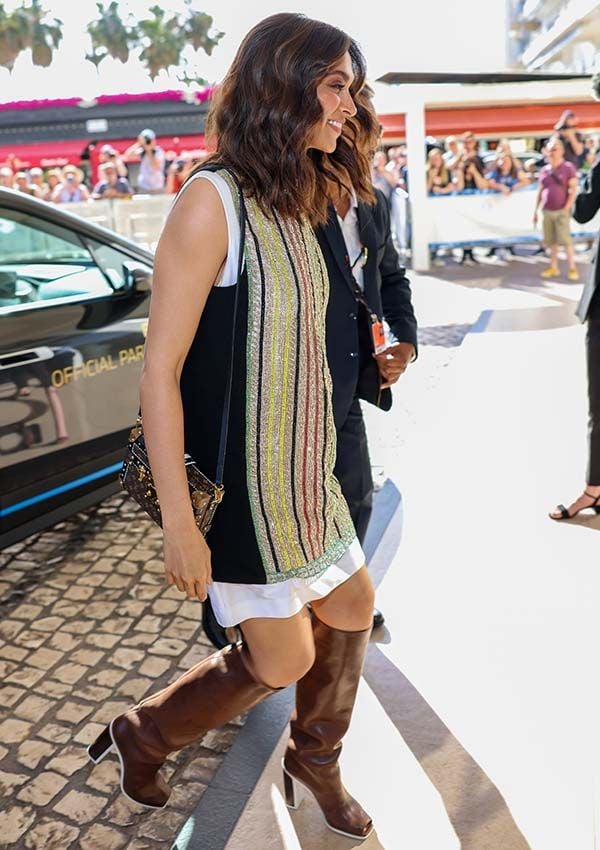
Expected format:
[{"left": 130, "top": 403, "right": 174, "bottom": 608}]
[{"left": 507, "top": 0, "right": 600, "bottom": 72}]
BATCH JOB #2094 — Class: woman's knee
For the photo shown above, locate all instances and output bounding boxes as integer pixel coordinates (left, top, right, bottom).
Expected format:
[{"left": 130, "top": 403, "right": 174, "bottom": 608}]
[
  {"left": 312, "top": 567, "right": 375, "bottom": 629},
  {"left": 240, "top": 609, "right": 316, "bottom": 689},
  {"left": 249, "top": 641, "right": 315, "bottom": 688}
]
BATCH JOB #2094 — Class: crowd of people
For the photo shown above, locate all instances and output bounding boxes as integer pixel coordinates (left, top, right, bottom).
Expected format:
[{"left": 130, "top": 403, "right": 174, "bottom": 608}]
[
  {"left": 369, "top": 109, "right": 599, "bottom": 267},
  {"left": 1, "top": 113, "right": 597, "bottom": 276},
  {"left": 0, "top": 127, "right": 209, "bottom": 204},
  {"left": 371, "top": 112, "right": 599, "bottom": 202},
  {"left": 1, "top": 112, "right": 597, "bottom": 212}
]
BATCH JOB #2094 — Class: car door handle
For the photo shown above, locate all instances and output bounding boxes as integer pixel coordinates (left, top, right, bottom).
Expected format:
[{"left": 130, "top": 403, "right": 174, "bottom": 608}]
[{"left": 0, "top": 346, "right": 55, "bottom": 370}]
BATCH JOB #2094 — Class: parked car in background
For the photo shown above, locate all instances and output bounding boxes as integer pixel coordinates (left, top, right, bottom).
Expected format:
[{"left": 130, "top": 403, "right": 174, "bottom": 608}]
[{"left": 0, "top": 187, "right": 153, "bottom": 548}]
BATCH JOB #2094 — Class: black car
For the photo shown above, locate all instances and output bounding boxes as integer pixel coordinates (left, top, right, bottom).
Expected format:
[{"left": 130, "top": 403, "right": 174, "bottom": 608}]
[{"left": 0, "top": 188, "right": 154, "bottom": 548}]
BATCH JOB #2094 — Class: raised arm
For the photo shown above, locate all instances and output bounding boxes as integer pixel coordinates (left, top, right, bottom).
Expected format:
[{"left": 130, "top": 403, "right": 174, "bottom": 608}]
[{"left": 140, "top": 178, "right": 228, "bottom": 600}]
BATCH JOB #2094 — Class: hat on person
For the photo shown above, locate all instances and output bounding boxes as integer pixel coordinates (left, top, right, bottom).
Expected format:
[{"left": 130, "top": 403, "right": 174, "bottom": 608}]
[
  {"left": 101, "top": 144, "right": 117, "bottom": 154},
  {"left": 140, "top": 128, "right": 156, "bottom": 140}
]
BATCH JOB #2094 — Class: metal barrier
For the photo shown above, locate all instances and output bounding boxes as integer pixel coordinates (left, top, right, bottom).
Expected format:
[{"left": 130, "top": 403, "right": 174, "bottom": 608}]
[
  {"left": 61, "top": 190, "right": 600, "bottom": 255},
  {"left": 62, "top": 195, "right": 173, "bottom": 249},
  {"left": 425, "top": 186, "right": 600, "bottom": 250}
]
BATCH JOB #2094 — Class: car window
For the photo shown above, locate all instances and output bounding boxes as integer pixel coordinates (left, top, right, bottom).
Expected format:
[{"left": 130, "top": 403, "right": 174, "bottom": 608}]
[
  {"left": 86, "top": 239, "right": 152, "bottom": 291},
  {"left": 0, "top": 207, "right": 114, "bottom": 311}
]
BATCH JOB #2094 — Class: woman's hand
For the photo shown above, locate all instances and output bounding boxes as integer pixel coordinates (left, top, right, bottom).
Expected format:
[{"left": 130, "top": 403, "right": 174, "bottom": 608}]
[{"left": 162, "top": 525, "right": 213, "bottom": 601}]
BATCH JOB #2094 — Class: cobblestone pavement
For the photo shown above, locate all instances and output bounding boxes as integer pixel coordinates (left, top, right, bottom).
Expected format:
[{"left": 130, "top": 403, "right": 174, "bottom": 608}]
[{"left": 0, "top": 494, "right": 243, "bottom": 849}]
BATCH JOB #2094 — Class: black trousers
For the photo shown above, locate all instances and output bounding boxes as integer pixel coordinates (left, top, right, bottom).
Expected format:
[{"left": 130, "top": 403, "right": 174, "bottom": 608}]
[
  {"left": 587, "top": 293, "right": 600, "bottom": 485},
  {"left": 333, "top": 398, "right": 374, "bottom": 545}
]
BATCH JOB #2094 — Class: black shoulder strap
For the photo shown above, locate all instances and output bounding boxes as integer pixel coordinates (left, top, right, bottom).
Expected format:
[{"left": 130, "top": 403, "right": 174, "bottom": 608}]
[{"left": 206, "top": 166, "right": 246, "bottom": 486}]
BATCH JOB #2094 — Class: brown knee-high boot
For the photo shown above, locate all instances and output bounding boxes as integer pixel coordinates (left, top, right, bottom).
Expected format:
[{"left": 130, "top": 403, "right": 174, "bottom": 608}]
[
  {"left": 282, "top": 612, "right": 373, "bottom": 840},
  {"left": 88, "top": 642, "right": 277, "bottom": 809}
]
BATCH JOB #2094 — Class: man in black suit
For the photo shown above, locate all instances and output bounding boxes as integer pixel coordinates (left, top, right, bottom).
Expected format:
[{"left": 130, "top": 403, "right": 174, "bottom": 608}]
[
  {"left": 550, "top": 76, "right": 600, "bottom": 519},
  {"left": 201, "top": 92, "right": 417, "bottom": 645},
  {"left": 317, "top": 190, "right": 417, "bottom": 627}
]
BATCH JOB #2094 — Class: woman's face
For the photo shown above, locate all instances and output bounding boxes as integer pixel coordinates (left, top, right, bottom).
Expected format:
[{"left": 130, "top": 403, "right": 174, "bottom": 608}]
[
  {"left": 307, "top": 52, "right": 357, "bottom": 153},
  {"left": 430, "top": 150, "right": 442, "bottom": 168}
]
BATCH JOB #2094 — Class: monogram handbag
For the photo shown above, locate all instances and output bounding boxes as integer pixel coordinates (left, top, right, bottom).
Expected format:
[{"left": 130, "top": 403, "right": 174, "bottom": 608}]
[{"left": 120, "top": 166, "right": 246, "bottom": 535}]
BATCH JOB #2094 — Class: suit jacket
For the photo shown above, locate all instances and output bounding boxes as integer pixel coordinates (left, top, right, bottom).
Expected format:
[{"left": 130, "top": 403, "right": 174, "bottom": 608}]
[
  {"left": 317, "top": 189, "right": 418, "bottom": 428},
  {"left": 574, "top": 157, "right": 600, "bottom": 322}
]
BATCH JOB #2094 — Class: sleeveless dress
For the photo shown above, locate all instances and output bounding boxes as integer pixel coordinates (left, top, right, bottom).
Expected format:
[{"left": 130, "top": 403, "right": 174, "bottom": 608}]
[{"left": 176, "top": 169, "right": 365, "bottom": 627}]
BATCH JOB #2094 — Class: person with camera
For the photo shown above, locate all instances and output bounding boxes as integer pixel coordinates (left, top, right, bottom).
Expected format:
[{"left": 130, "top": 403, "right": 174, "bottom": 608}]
[
  {"left": 554, "top": 110, "right": 585, "bottom": 170},
  {"left": 166, "top": 152, "right": 194, "bottom": 194},
  {"left": 99, "top": 144, "right": 129, "bottom": 179},
  {"left": 50, "top": 165, "right": 90, "bottom": 203},
  {"left": 92, "top": 162, "right": 133, "bottom": 199},
  {"left": 124, "top": 128, "right": 166, "bottom": 194}
]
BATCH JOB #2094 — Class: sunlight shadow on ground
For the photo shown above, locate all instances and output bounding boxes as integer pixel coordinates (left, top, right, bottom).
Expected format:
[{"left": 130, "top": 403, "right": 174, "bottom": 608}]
[
  {"left": 364, "top": 647, "right": 532, "bottom": 850},
  {"left": 470, "top": 303, "right": 580, "bottom": 334}
]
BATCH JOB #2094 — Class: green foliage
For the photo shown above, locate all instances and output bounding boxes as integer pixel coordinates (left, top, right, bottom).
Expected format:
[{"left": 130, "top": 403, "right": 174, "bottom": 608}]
[
  {"left": 86, "top": 1, "right": 131, "bottom": 67},
  {"left": 0, "top": 0, "right": 62, "bottom": 71},
  {"left": 86, "top": 0, "right": 224, "bottom": 81},
  {"left": 137, "top": 6, "right": 186, "bottom": 81},
  {"left": 0, "top": 0, "right": 223, "bottom": 81},
  {"left": 183, "top": 1, "right": 223, "bottom": 57}
]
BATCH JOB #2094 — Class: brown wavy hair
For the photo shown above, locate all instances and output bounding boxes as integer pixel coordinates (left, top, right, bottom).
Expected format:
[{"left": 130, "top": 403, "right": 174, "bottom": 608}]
[{"left": 195, "top": 13, "right": 370, "bottom": 225}]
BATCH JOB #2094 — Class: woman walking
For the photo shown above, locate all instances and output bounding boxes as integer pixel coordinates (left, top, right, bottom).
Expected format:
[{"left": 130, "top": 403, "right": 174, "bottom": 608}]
[{"left": 87, "top": 13, "right": 375, "bottom": 840}]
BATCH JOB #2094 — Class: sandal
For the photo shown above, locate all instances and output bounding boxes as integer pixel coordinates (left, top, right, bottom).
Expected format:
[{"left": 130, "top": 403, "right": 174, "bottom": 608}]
[{"left": 549, "top": 491, "right": 600, "bottom": 521}]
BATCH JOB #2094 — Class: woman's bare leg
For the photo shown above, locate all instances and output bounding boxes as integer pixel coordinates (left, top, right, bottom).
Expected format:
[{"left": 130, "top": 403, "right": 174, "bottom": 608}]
[
  {"left": 241, "top": 605, "right": 316, "bottom": 689},
  {"left": 311, "top": 565, "right": 375, "bottom": 631}
]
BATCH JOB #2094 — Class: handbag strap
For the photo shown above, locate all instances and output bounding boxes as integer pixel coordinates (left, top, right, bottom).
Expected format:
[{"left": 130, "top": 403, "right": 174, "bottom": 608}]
[{"left": 209, "top": 166, "right": 247, "bottom": 486}]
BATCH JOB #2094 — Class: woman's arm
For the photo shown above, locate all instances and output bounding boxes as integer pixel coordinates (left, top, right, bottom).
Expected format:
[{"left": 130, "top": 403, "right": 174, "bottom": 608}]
[
  {"left": 453, "top": 168, "right": 465, "bottom": 192},
  {"left": 487, "top": 177, "right": 510, "bottom": 195},
  {"left": 512, "top": 170, "right": 530, "bottom": 191},
  {"left": 140, "top": 178, "right": 228, "bottom": 598},
  {"left": 470, "top": 164, "right": 489, "bottom": 191},
  {"left": 532, "top": 183, "right": 544, "bottom": 225}
]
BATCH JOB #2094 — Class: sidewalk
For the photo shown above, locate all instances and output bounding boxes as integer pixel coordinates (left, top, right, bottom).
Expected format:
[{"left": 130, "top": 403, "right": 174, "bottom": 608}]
[{"left": 219, "top": 259, "right": 600, "bottom": 850}]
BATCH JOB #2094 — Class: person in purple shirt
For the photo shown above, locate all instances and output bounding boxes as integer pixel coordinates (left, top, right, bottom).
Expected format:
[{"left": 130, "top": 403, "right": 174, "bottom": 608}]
[{"left": 533, "top": 137, "right": 579, "bottom": 281}]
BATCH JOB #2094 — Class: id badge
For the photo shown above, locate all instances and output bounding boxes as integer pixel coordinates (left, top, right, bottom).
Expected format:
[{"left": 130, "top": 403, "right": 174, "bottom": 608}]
[{"left": 371, "top": 318, "right": 386, "bottom": 354}]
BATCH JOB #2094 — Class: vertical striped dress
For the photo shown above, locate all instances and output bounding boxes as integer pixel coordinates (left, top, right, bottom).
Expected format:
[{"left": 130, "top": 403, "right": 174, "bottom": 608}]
[{"left": 177, "top": 169, "right": 364, "bottom": 626}]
